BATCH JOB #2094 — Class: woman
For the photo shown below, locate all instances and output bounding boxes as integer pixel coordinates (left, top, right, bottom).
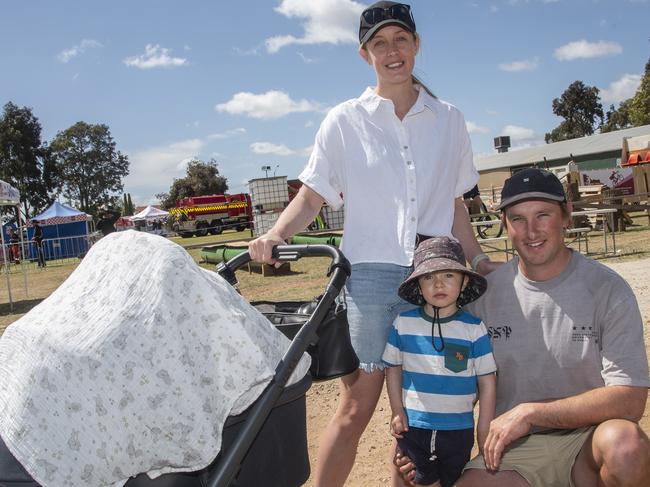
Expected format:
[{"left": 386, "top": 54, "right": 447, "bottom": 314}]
[{"left": 249, "top": 2, "right": 497, "bottom": 485}]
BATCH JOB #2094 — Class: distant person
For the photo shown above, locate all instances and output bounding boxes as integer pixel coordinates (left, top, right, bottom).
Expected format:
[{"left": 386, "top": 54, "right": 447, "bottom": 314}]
[
  {"left": 8, "top": 228, "right": 20, "bottom": 264},
  {"left": 96, "top": 205, "right": 121, "bottom": 236},
  {"left": 462, "top": 184, "right": 486, "bottom": 216},
  {"left": 32, "top": 220, "right": 46, "bottom": 267},
  {"left": 383, "top": 237, "right": 496, "bottom": 487}
]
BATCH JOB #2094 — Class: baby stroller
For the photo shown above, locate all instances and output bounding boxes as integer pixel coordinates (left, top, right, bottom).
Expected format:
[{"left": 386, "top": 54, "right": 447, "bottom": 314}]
[{"left": 0, "top": 244, "right": 356, "bottom": 487}]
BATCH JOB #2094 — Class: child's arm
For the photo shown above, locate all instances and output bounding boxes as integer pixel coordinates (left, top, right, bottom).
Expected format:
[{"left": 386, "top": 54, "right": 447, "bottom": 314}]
[
  {"left": 385, "top": 365, "right": 408, "bottom": 438},
  {"left": 476, "top": 372, "right": 497, "bottom": 457}
]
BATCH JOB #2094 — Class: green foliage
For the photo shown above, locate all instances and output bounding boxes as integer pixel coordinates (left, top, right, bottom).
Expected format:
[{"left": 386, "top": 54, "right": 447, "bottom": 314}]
[
  {"left": 602, "top": 99, "right": 633, "bottom": 133},
  {"left": 156, "top": 158, "right": 228, "bottom": 209},
  {"left": 545, "top": 81, "right": 604, "bottom": 143},
  {"left": 0, "top": 102, "right": 54, "bottom": 217},
  {"left": 49, "top": 121, "right": 129, "bottom": 215},
  {"left": 120, "top": 192, "right": 135, "bottom": 216},
  {"left": 629, "top": 58, "right": 650, "bottom": 127}
]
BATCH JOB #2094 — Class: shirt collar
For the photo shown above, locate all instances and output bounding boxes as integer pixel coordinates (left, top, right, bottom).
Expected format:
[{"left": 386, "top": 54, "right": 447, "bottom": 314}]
[{"left": 358, "top": 85, "right": 436, "bottom": 117}]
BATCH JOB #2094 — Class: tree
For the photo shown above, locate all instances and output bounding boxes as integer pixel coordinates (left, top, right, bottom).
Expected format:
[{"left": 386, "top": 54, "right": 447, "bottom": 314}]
[
  {"left": 545, "top": 81, "right": 604, "bottom": 143},
  {"left": 602, "top": 99, "right": 632, "bottom": 133},
  {"left": 0, "top": 102, "right": 54, "bottom": 218},
  {"left": 49, "top": 121, "right": 129, "bottom": 214},
  {"left": 629, "top": 58, "right": 650, "bottom": 126},
  {"left": 156, "top": 158, "right": 228, "bottom": 209}
]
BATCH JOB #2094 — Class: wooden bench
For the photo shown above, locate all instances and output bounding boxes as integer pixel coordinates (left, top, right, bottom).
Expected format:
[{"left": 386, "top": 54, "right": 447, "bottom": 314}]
[
  {"left": 478, "top": 236, "right": 513, "bottom": 261},
  {"left": 565, "top": 227, "right": 592, "bottom": 254}
]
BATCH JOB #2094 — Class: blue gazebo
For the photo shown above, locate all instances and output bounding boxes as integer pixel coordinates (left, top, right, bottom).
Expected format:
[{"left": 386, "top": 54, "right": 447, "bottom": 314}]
[{"left": 29, "top": 202, "right": 91, "bottom": 260}]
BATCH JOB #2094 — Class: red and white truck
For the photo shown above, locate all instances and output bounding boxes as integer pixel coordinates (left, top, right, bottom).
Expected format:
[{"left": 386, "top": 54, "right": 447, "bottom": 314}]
[{"left": 169, "top": 193, "right": 252, "bottom": 237}]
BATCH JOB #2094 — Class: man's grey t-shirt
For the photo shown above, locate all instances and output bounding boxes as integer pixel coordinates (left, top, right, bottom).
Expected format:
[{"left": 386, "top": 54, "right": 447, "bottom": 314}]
[{"left": 466, "top": 251, "right": 650, "bottom": 417}]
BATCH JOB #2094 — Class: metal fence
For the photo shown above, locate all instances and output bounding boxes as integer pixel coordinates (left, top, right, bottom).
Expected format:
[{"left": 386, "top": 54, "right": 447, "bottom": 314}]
[{"left": 3, "top": 234, "right": 92, "bottom": 270}]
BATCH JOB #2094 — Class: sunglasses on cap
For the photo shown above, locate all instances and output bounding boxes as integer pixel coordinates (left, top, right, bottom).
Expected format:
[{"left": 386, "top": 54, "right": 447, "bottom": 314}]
[{"left": 362, "top": 3, "right": 414, "bottom": 27}]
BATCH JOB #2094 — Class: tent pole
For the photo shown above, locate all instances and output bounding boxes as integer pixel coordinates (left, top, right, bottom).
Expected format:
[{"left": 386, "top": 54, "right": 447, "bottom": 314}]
[
  {"left": 2, "top": 220, "right": 13, "bottom": 312},
  {"left": 17, "top": 207, "right": 28, "bottom": 298}
]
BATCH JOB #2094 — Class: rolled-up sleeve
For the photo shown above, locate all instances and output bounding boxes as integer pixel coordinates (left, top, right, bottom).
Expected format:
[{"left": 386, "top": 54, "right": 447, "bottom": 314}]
[{"left": 299, "top": 111, "right": 345, "bottom": 210}]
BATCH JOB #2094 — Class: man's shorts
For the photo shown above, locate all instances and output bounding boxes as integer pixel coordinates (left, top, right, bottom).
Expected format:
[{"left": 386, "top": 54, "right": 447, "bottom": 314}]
[
  {"left": 397, "top": 427, "right": 474, "bottom": 487},
  {"left": 463, "top": 427, "right": 595, "bottom": 487}
]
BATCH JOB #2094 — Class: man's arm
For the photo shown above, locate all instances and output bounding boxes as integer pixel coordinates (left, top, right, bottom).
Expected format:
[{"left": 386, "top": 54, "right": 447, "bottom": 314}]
[{"left": 482, "top": 385, "right": 647, "bottom": 471}]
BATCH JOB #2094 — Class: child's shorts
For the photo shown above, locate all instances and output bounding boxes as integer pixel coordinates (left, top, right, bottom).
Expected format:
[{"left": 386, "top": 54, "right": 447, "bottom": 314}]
[{"left": 397, "top": 426, "right": 474, "bottom": 487}]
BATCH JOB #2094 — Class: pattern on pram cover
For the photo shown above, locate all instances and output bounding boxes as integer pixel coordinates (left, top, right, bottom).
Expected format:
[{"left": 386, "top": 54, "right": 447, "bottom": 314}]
[{"left": 0, "top": 230, "right": 310, "bottom": 487}]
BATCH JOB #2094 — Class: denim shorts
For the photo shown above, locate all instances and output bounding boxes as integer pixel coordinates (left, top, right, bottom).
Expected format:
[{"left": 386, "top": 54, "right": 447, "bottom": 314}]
[{"left": 344, "top": 262, "right": 415, "bottom": 372}]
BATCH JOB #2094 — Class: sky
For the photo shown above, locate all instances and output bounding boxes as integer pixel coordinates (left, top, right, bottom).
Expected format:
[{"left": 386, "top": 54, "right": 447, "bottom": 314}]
[{"left": 1, "top": 0, "right": 648, "bottom": 206}]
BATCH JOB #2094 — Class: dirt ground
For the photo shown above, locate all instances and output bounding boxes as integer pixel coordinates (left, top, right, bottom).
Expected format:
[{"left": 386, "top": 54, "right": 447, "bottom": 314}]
[{"left": 302, "top": 257, "right": 650, "bottom": 486}]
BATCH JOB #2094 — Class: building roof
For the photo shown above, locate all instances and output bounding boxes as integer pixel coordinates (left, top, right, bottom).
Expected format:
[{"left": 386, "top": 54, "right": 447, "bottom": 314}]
[{"left": 475, "top": 124, "right": 650, "bottom": 172}]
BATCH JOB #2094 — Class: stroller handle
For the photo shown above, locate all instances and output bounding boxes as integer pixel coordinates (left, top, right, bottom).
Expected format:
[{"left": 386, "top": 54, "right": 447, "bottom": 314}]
[
  {"left": 209, "top": 244, "right": 350, "bottom": 487},
  {"left": 216, "top": 244, "right": 350, "bottom": 292}
]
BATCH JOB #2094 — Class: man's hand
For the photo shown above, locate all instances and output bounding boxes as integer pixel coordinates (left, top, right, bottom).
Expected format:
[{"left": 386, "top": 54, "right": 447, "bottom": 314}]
[
  {"left": 483, "top": 403, "right": 533, "bottom": 471},
  {"left": 394, "top": 448, "right": 416, "bottom": 486},
  {"left": 390, "top": 410, "right": 409, "bottom": 439}
]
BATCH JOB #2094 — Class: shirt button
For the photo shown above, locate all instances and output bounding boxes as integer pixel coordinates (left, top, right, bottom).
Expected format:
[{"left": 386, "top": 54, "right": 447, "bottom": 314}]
[
  {"left": 403, "top": 145, "right": 408, "bottom": 150},
  {"left": 410, "top": 217, "right": 416, "bottom": 222},
  {"left": 410, "top": 198, "right": 415, "bottom": 202}
]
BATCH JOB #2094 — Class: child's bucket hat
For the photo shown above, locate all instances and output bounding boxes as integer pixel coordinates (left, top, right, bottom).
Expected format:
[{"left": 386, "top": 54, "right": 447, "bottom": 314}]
[{"left": 398, "top": 236, "right": 487, "bottom": 307}]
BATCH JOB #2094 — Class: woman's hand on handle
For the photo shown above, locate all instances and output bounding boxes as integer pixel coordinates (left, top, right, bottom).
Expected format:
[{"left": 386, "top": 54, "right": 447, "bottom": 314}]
[{"left": 248, "top": 232, "right": 286, "bottom": 265}]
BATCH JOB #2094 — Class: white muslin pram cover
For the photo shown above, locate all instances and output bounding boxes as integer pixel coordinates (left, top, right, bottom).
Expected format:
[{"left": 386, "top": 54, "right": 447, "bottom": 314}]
[{"left": 0, "top": 230, "right": 310, "bottom": 486}]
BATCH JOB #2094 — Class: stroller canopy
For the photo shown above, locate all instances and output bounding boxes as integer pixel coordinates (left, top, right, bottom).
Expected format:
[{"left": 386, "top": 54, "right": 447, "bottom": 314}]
[{"left": 0, "top": 230, "right": 309, "bottom": 487}]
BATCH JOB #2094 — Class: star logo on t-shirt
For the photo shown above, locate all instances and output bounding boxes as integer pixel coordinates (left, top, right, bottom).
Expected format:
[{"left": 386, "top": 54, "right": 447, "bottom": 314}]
[{"left": 455, "top": 351, "right": 464, "bottom": 361}]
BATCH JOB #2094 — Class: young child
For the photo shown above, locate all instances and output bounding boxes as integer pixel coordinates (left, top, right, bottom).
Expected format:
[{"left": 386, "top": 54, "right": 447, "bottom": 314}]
[{"left": 382, "top": 236, "right": 497, "bottom": 487}]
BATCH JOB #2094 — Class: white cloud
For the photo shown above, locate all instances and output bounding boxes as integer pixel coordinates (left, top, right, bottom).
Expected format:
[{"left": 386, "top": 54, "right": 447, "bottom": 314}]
[
  {"left": 57, "top": 39, "right": 103, "bottom": 63},
  {"left": 501, "top": 125, "right": 535, "bottom": 141},
  {"left": 466, "top": 121, "right": 490, "bottom": 134},
  {"left": 207, "top": 128, "right": 247, "bottom": 140},
  {"left": 125, "top": 138, "right": 204, "bottom": 198},
  {"left": 216, "top": 90, "right": 323, "bottom": 120},
  {"left": 498, "top": 57, "right": 539, "bottom": 72},
  {"left": 123, "top": 44, "right": 188, "bottom": 69},
  {"left": 554, "top": 40, "right": 622, "bottom": 61},
  {"left": 250, "top": 142, "right": 295, "bottom": 156},
  {"left": 265, "top": 0, "right": 363, "bottom": 53},
  {"left": 601, "top": 73, "right": 642, "bottom": 104}
]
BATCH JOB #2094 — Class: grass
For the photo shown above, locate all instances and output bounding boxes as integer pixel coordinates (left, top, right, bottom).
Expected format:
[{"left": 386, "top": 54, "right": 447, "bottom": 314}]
[{"left": 2, "top": 216, "right": 650, "bottom": 335}]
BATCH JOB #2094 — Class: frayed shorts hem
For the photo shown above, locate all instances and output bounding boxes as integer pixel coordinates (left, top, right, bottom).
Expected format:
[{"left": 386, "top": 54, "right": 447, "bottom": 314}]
[{"left": 358, "top": 362, "right": 387, "bottom": 374}]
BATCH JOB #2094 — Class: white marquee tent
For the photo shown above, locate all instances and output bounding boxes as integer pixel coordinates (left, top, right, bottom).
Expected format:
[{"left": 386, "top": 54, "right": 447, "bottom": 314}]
[{"left": 129, "top": 205, "right": 169, "bottom": 221}]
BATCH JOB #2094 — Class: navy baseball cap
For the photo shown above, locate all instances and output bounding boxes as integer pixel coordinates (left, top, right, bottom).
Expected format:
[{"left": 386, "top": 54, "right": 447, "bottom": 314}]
[
  {"left": 497, "top": 168, "right": 566, "bottom": 211},
  {"left": 359, "top": 1, "right": 416, "bottom": 46}
]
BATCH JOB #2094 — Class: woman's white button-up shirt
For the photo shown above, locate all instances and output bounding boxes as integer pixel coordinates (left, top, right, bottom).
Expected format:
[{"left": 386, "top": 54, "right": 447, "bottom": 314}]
[{"left": 299, "top": 86, "right": 478, "bottom": 266}]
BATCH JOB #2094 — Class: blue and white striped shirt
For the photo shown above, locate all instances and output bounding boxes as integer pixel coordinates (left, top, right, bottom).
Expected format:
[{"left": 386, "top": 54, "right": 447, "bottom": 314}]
[{"left": 382, "top": 308, "right": 497, "bottom": 430}]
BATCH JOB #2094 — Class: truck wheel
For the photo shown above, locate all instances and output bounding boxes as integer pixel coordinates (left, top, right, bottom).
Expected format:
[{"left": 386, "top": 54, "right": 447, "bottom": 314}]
[
  {"left": 195, "top": 222, "right": 209, "bottom": 237},
  {"left": 179, "top": 232, "right": 193, "bottom": 238},
  {"left": 208, "top": 220, "right": 223, "bottom": 235}
]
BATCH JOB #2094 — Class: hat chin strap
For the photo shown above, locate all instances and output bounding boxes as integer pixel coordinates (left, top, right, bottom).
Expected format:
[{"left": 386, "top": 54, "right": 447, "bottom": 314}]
[{"left": 431, "top": 306, "right": 445, "bottom": 352}]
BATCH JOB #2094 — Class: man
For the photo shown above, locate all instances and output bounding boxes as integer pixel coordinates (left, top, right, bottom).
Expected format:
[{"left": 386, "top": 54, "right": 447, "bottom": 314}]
[
  {"left": 96, "top": 205, "right": 121, "bottom": 236},
  {"left": 32, "top": 220, "right": 45, "bottom": 267},
  {"left": 397, "top": 168, "right": 650, "bottom": 486}
]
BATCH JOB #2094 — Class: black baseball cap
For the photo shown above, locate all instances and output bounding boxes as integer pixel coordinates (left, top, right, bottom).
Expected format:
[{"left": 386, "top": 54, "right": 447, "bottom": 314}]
[
  {"left": 497, "top": 168, "right": 566, "bottom": 211},
  {"left": 359, "top": 1, "right": 416, "bottom": 46}
]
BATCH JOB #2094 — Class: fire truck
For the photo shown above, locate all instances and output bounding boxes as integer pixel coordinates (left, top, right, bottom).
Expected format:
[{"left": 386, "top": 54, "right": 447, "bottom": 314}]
[{"left": 169, "top": 193, "right": 252, "bottom": 238}]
